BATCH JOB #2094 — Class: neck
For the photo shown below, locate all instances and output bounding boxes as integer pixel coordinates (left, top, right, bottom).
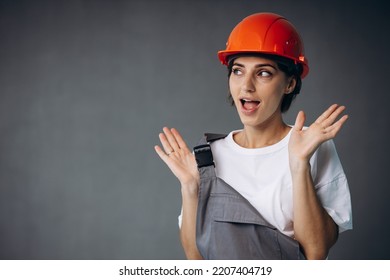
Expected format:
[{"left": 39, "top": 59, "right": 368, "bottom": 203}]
[{"left": 234, "top": 120, "right": 290, "bottom": 149}]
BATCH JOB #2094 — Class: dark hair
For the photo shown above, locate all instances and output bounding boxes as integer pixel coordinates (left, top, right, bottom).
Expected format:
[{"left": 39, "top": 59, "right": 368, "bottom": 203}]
[{"left": 226, "top": 53, "right": 303, "bottom": 113}]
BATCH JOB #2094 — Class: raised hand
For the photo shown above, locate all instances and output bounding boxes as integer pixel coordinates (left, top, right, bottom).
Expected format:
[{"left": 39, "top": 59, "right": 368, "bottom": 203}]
[
  {"left": 154, "top": 127, "right": 199, "bottom": 187},
  {"left": 288, "top": 104, "right": 349, "bottom": 166}
]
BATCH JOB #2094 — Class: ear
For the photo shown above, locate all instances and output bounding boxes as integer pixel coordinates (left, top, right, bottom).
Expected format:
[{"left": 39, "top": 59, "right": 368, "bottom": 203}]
[{"left": 285, "top": 77, "right": 297, "bottom": 94}]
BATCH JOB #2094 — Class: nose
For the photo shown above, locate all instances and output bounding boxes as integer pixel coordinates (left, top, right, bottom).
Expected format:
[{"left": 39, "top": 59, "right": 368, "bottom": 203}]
[{"left": 242, "top": 74, "right": 255, "bottom": 93}]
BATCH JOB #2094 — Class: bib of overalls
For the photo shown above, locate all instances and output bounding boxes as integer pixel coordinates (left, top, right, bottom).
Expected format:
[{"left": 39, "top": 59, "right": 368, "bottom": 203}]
[{"left": 194, "top": 133, "right": 305, "bottom": 260}]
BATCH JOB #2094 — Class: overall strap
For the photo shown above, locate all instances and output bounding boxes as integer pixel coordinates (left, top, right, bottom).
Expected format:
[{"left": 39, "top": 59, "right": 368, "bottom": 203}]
[
  {"left": 193, "top": 133, "right": 227, "bottom": 175},
  {"left": 196, "top": 133, "right": 228, "bottom": 146}
]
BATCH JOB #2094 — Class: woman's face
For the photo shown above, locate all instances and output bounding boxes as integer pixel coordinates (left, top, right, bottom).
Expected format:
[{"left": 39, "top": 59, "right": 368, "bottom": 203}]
[{"left": 229, "top": 56, "right": 294, "bottom": 129}]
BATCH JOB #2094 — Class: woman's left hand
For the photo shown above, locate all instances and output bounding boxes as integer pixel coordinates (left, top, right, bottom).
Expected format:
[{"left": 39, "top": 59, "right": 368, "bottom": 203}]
[{"left": 288, "top": 104, "right": 349, "bottom": 167}]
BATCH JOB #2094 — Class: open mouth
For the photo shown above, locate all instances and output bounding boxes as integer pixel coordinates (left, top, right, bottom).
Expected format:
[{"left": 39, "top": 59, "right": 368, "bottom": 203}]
[{"left": 240, "top": 98, "right": 260, "bottom": 111}]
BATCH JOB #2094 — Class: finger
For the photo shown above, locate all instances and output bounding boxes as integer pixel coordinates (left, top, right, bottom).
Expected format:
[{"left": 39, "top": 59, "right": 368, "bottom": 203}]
[
  {"left": 171, "top": 128, "right": 189, "bottom": 150},
  {"left": 293, "top": 111, "right": 305, "bottom": 131},
  {"left": 159, "top": 132, "right": 174, "bottom": 155},
  {"left": 322, "top": 105, "right": 346, "bottom": 127},
  {"left": 325, "top": 114, "right": 349, "bottom": 137},
  {"left": 163, "top": 127, "right": 180, "bottom": 151},
  {"left": 154, "top": 145, "right": 170, "bottom": 163},
  {"left": 315, "top": 104, "right": 339, "bottom": 124}
]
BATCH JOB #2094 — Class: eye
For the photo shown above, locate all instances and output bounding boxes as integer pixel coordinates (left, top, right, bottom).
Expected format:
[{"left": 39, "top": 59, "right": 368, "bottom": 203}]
[
  {"left": 232, "top": 67, "right": 243, "bottom": 76},
  {"left": 257, "top": 70, "right": 272, "bottom": 77}
]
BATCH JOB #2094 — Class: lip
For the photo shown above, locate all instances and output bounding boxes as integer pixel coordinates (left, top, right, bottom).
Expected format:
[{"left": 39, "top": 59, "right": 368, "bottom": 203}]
[{"left": 239, "top": 97, "right": 261, "bottom": 115}]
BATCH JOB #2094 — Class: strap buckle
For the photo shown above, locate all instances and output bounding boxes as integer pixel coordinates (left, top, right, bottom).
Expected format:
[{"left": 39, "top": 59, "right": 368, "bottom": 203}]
[{"left": 193, "top": 144, "right": 214, "bottom": 168}]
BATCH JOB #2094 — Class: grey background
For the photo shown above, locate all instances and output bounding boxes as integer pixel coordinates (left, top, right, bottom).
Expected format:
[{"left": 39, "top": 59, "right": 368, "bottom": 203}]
[{"left": 0, "top": 0, "right": 388, "bottom": 259}]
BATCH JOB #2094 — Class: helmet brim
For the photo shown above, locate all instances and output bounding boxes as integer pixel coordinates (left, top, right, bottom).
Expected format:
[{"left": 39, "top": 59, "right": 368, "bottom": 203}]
[{"left": 217, "top": 50, "right": 309, "bottom": 79}]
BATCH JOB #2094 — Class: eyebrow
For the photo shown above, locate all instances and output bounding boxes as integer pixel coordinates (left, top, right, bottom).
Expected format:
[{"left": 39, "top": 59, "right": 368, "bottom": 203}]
[{"left": 233, "top": 62, "right": 277, "bottom": 70}]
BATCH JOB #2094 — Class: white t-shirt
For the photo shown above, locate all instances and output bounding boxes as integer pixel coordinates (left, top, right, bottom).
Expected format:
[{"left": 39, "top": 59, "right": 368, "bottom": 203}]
[{"left": 179, "top": 128, "right": 353, "bottom": 237}]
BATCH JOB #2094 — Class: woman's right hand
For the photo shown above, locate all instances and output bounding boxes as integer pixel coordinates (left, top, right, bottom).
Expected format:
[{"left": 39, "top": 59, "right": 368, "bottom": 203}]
[{"left": 154, "top": 127, "right": 200, "bottom": 191}]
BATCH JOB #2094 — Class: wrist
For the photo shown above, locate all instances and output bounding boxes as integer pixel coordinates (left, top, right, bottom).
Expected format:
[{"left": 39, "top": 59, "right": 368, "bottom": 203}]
[
  {"left": 181, "top": 181, "right": 199, "bottom": 198},
  {"left": 289, "top": 157, "right": 311, "bottom": 173}
]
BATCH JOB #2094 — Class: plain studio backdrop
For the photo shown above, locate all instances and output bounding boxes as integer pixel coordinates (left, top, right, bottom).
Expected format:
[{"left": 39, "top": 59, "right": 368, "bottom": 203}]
[{"left": 0, "top": 0, "right": 388, "bottom": 259}]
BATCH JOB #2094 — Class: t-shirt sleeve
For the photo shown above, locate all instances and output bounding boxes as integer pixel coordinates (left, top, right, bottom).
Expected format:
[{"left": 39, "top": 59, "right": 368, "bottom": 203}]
[
  {"left": 178, "top": 208, "right": 183, "bottom": 228},
  {"left": 310, "top": 140, "right": 353, "bottom": 233}
]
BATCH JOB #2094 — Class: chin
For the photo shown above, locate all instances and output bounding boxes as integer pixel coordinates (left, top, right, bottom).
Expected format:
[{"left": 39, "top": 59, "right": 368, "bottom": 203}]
[{"left": 238, "top": 116, "right": 262, "bottom": 128}]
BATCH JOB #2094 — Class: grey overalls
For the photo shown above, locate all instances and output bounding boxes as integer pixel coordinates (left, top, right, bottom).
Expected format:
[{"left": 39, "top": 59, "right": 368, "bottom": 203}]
[{"left": 193, "top": 133, "right": 305, "bottom": 260}]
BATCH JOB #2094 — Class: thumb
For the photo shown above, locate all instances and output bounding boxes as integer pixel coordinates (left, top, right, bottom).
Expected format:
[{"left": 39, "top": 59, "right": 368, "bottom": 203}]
[{"left": 293, "top": 111, "right": 305, "bottom": 131}]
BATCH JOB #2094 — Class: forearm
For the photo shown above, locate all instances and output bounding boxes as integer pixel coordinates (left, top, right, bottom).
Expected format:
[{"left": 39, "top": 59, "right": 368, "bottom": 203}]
[
  {"left": 291, "top": 161, "right": 338, "bottom": 259},
  {"left": 179, "top": 182, "right": 203, "bottom": 260}
]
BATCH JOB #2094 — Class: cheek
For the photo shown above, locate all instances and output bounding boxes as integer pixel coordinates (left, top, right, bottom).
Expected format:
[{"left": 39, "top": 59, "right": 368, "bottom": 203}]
[
  {"left": 270, "top": 80, "right": 289, "bottom": 98},
  {"left": 228, "top": 80, "right": 238, "bottom": 98}
]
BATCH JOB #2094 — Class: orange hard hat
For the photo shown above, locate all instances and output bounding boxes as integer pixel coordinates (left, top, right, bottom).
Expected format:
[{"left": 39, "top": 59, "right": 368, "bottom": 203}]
[{"left": 218, "top": 13, "right": 309, "bottom": 78}]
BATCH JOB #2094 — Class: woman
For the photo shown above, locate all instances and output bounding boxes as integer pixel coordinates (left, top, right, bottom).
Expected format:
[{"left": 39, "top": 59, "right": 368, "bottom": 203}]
[{"left": 154, "top": 13, "right": 352, "bottom": 260}]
